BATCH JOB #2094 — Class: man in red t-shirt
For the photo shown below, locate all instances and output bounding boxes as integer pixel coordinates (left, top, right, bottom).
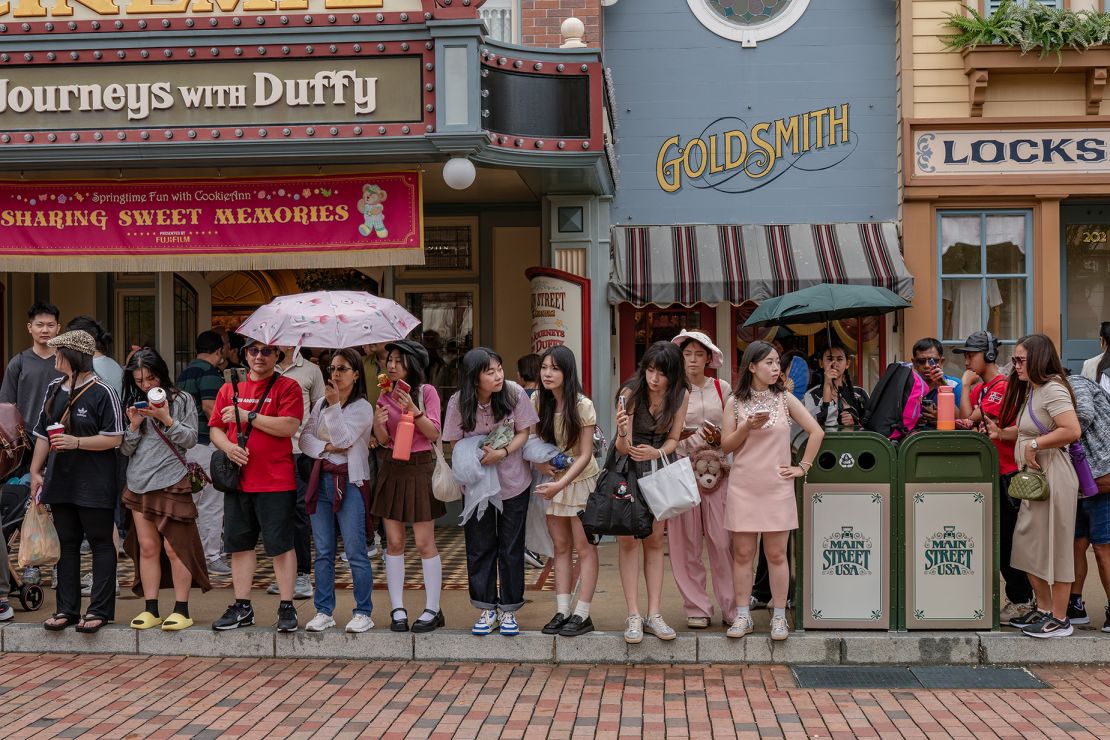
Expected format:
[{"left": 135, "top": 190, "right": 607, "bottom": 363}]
[
  {"left": 209, "top": 338, "right": 304, "bottom": 633},
  {"left": 954, "top": 331, "right": 1033, "bottom": 617}
]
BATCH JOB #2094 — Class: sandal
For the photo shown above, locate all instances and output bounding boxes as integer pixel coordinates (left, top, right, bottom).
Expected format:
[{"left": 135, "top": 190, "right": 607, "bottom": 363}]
[
  {"left": 76, "top": 613, "right": 107, "bottom": 634},
  {"left": 390, "top": 607, "right": 410, "bottom": 633},
  {"left": 161, "top": 613, "right": 194, "bottom": 631},
  {"left": 44, "top": 613, "right": 78, "bottom": 631},
  {"left": 130, "top": 611, "right": 164, "bottom": 630}
]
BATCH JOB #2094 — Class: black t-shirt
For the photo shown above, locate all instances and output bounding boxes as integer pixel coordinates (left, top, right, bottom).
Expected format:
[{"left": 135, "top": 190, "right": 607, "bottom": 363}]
[{"left": 33, "top": 377, "right": 124, "bottom": 509}]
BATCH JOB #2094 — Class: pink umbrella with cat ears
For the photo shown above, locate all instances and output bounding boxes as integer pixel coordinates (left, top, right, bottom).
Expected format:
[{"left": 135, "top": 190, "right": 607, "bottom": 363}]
[{"left": 237, "top": 290, "right": 420, "bottom": 349}]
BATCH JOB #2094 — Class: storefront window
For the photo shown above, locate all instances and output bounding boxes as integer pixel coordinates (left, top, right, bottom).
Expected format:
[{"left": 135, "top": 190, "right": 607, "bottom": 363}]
[
  {"left": 120, "top": 293, "right": 156, "bottom": 357},
  {"left": 1064, "top": 223, "right": 1110, "bottom": 345},
  {"left": 173, "top": 276, "right": 198, "bottom": 378},
  {"left": 401, "top": 289, "right": 475, "bottom": 410},
  {"left": 937, "top": 210, "right": 1032, "bottom": 372}
]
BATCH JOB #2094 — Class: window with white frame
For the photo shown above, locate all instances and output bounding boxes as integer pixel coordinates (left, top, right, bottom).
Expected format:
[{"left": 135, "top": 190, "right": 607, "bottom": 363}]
[
  {"left": 688, "top": 0, "right": 810, "bottom": 47},
  {"left": 986, "top": 0, "right": 1061, "bottom": 15},
  {"left": 937, "top": 210, "right": 1033, "bottom": 369}
]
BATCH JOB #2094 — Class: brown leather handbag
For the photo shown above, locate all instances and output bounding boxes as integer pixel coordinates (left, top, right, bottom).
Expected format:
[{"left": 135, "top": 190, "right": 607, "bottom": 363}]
[{"left": 0, "top": 402, "right": 29, "bottom": 480}]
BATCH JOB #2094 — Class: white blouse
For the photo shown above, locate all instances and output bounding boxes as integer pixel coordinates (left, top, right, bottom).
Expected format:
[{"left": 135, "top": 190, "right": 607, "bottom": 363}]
[{"left": 299, "top": 397, "right": 375, "bottom": 485}]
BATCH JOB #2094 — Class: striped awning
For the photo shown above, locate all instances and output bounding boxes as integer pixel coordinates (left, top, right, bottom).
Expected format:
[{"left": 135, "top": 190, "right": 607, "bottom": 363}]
[{"left": 609, "top": 222, "right": 914, "bottom": 307}]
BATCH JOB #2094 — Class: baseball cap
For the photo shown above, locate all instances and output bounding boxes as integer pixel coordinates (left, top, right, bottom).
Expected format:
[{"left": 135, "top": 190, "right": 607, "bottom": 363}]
[{"left": 952, "top": 331, "right": 995, "bottom": 355}]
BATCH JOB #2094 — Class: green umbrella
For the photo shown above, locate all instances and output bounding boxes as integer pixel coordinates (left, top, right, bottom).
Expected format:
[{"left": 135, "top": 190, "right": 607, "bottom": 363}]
[{"left": 743, "top": 284, "right": 910, "bottom": 328}]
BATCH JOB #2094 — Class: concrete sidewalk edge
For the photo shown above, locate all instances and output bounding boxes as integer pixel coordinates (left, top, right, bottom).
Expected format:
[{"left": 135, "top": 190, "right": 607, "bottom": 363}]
[{"left": 4, "top": 623, "right": 1110, "bottom": 664}]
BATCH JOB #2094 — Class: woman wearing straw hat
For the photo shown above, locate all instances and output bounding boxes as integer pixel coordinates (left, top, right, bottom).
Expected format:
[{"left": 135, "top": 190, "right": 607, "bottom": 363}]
[
  {"left": 668, "top": 330, "right": 736, "bottom": 630},
  {"left": 28, "top": 329, "right": 125, "bottom": 633}
]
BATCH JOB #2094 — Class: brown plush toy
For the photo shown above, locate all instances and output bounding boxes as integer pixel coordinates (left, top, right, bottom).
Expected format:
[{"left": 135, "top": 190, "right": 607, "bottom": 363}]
[{"left": 690, "top": 448, "right": 729, "bottom": 494}]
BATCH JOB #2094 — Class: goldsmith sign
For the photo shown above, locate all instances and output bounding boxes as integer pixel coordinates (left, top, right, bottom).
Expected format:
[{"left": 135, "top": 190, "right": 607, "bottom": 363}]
[{"left": 0, "top": 57, "right": 422, "bottom": 130}]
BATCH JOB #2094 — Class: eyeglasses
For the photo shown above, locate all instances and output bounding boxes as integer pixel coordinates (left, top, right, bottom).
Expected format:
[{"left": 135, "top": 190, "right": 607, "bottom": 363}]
[
  {"left": 1011, "top": 356, "right": 1027, "bottom": 367},
  {"left": 245, "top": 347, "right": 276, "bottom": 358},
  {"left": 913, "top": 357, "right": 940, "bottom": 367},
  {"left": 328, "top": 366, "right": 353, "bottom": 373}
]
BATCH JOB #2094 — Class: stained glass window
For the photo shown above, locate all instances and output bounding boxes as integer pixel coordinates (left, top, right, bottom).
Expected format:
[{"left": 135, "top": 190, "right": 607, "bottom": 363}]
[{"left": 708, "top": 0, "right": 793, "bottom": 25}]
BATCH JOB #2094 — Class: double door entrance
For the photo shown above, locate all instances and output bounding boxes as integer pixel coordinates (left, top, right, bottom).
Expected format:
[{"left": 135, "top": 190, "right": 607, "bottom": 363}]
[{"left": 1061, "top": 203, "right": 1110, "bottom": 374}]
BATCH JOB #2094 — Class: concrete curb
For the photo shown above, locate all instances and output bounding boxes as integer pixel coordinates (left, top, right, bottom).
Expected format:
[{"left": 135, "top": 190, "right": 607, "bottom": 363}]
[{"left": 3, "top": 623, "right": 1109, "bottom": 664}]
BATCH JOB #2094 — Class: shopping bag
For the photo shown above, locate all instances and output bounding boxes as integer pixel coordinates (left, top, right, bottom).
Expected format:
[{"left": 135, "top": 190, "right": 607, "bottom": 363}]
[
  {"left": 638, "top": 455, "right": 701, "bottom": 520},
  {"left": 525, "top": 490, "right": 554, "bottom": 558},
  {"left": 17, "top": 502, "right": 61, "bottom": 568},
  {"left": 431, "top": 439, "right": 462, "bottom": 503}
]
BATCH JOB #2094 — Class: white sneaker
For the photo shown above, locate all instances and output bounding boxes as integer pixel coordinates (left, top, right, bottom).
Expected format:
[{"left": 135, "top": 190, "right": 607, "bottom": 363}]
[
  {"left": 624, "top": 614, "right": 644, "bottom": 644},
  {"left": 642, "top": 613, "right": 676, "bottom": 641},
  {"left": 345, "top": 614, "right": 374, "bottom": 633},
  {"left": 80, "top": 572, "right": 119, "bottom": 597},
  {"left": 499, "top": 611, "right": 519, "bottom": 636},
  {"left": 727, "top": 613, "right": 755, "bottom": 638},
  {"left": 472, "top": 609, "right": 500, "bottom": 635},
  {"left": 770, "top": 614, "right": 790, "bottom": 641},
  {"left": 305, "top": 612, "right": 336, "bottom": 632}
]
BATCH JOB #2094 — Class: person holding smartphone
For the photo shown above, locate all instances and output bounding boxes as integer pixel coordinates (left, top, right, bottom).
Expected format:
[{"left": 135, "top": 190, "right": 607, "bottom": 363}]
[
  {"left": 953, "top": 331, "right": 1032, "bottom": 619},
  {"left": 371, "top": 340, "right": 446, "bottom": 633},
  {"left": 912, "top": 338, "right": 962, "bottom": 428}
]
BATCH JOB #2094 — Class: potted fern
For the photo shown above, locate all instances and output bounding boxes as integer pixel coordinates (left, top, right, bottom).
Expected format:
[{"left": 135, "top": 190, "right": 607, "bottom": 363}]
[{"left": 944, "top": 0, "right": 1110, "bottom": 61}]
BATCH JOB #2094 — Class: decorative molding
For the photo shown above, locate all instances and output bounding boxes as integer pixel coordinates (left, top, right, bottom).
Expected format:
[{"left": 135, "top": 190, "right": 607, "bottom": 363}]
[
  {"left": 1088, "top": 67, "right": 1107, "bottom": 115},
  {"left": 968, "top": 69, "right": 989, "bottom": 118}
]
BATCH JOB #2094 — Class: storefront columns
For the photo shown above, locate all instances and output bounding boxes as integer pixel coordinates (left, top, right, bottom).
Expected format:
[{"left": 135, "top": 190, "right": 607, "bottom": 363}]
[{"left": 1034, "top": 198, "right": 1063, "bottom": 350}]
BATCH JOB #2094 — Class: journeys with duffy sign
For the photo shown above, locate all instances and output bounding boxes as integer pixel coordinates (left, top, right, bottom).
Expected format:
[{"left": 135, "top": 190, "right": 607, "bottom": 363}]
[
  {"left": 526, "top": 267, "right": 591, "bottom": 394},
  {"left": 0, "top": 173, "right": 423, "bottom": 271}
]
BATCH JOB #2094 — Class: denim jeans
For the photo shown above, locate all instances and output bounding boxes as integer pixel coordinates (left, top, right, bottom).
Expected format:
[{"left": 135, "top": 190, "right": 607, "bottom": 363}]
[
  {"left": 310, "top": 476, "right": 373, "bottom": 617},
  {"left": 463, "top": 488, "right": 529, "bottom": 611}
]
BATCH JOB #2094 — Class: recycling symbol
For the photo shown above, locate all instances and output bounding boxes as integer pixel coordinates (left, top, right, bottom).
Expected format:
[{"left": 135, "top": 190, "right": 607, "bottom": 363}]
[{"left": 838, "top": 453, "right": 855, "bottom": 469}]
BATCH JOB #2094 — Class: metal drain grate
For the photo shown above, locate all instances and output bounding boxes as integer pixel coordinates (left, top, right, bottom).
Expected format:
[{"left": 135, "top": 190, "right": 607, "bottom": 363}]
[
  {"left": 911, "top": 666, "right": 1047, "bottom": 690},
  {"left": 792, "top": 666, "right": 1049, "bottom": 690},
  {"left": 792, "top": 666, "right": 920, "bottom": 689}
]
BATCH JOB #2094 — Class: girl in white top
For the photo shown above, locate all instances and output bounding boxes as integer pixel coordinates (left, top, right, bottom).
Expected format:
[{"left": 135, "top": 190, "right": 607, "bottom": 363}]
[{"left": 299, "top": 348, "right": 376, "bottom": 634}]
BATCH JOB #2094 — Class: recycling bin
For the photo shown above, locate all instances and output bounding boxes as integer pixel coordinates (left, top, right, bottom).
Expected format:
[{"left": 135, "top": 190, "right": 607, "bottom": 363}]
[
  {"left": 898, "top": 431, "right": 999, "bottom": 631},
  {"left": 795, "top": 431, "right": 898, "bottom": 630}
]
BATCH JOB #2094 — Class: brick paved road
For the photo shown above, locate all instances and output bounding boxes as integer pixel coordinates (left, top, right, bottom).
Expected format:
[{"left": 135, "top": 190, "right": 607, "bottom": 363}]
[{"left": 0, "top": 655, "right": 1108, "bottom": 738}]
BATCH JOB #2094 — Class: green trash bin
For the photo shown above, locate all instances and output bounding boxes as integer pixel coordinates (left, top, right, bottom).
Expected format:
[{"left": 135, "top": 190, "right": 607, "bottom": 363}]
[
  {"left": 898, "top": 431, "right": 999, "bottom": 631},
  {"left": 795, "top": 431, "right": 898, "bottom": 630}
]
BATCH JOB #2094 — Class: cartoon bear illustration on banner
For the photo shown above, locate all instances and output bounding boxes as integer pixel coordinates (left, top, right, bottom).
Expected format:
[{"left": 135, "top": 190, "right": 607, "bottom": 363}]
[{"left": 357, "top": 183, "right": 388, "bottom": 238}]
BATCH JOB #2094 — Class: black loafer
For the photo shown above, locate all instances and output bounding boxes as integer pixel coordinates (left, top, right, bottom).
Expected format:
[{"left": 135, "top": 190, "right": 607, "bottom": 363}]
[
  {"left": 541, "top": 612, "right": 570, "bottom": 635},
  {"left": 411, "top": 609, "right": 445, "bottom": 634},
  {"left": 390, "top": 607, "right": 409, "bottom": 632},
  {"left": 558, "top": 615, "right": 594, "bottom": 637}
]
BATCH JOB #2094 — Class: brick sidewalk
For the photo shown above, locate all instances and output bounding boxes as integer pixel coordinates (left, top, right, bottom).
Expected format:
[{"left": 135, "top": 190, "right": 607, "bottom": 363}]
[{"left": 1, "top": 656, "right": 1109, "bottom": 738}]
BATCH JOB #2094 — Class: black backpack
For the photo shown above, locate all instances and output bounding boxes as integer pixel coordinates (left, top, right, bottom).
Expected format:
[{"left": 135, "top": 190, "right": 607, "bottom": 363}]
[{"left": 862, "top": 362, "right": 926, "bottom": 440}]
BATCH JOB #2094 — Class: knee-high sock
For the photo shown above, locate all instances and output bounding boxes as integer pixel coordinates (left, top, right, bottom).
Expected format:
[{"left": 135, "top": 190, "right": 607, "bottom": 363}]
[
  {"left": 422, "top": 555, "right": 442, "bottom": 613},
  {"left": 384, "top": 554, "right": 406, "bottom": 611}
]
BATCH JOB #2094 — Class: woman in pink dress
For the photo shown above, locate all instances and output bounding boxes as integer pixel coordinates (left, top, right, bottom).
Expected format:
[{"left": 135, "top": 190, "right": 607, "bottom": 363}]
[{"left": 720, "top": 341, "right": 824, "bottom": 642}]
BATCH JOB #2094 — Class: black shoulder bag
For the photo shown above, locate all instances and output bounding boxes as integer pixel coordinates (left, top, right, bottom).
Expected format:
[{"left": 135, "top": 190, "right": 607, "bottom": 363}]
[
  {"left": 210, "top": 372, "right": 280, "bottom": 494},
  {"left": 579, "top": 445, "right": 654, "bottom": 544}
]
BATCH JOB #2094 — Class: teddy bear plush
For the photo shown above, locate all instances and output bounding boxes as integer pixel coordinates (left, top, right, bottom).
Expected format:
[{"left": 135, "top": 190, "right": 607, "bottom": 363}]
[{"left": 689, "top": 448, "right": 729, "bottom": 494}]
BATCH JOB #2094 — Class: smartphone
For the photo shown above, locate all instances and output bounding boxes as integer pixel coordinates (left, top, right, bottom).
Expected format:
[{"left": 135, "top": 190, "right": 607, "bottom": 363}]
[
  {"left": 394, "top": 379, "right": 411, "bottom": 395},
  {"left": 132, "top": 400, "right": 148, "bottom": 410},
  {"left": 618, "top": 395, "right": 627, "bottom": 411},
  {"left": 223, "top": 367, "right": 248, "bottom": 384}
]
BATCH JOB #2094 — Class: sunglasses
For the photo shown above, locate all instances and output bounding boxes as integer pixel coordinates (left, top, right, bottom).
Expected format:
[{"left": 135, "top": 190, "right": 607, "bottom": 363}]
[
  {"left": 328, "top": 365, "right": 354, "bottom": 373},
  {"left": 1011, "top": 356, "right": 1026, "bottom": 367},
  {"left": 245, "top": 347, "right": 277, "bottom": 358}
]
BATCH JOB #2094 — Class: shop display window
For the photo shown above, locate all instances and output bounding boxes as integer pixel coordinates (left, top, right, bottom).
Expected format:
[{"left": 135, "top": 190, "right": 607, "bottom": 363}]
[
  {"left": 1063, "top": 222, "right": 1110, "bottom": 344},
  {"left": 937, "top": 210, "right": 1033, "bottom": 375},
  {"left": 617, "top": 304, "right": 715, "bottom": 381},
  {"left": 397, "top": 217, "right": 479, "bottom": 278},
  {"left": 399, "top": 287, "right": 476, "bottom": 410}
]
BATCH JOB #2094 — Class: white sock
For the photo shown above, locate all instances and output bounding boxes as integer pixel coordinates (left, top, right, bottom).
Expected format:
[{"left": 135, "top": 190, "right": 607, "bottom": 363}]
[
  {"left": 773, "top": 607, "right": 786, "bottom": 619},
  {"left": 556, "top": 593, "right": 572, "bottom": 615},
  {"left": 573, "top": 600, "right": 591, "bottom": 619},
  {"left": 421, "top": 556, "right": 442, "bottom": 613},
  {"left": 384, "top": 554, "right": 406, "bottom": 612},
  {"left": 737, "top": 605, "right": 751, "bottom": 619}
]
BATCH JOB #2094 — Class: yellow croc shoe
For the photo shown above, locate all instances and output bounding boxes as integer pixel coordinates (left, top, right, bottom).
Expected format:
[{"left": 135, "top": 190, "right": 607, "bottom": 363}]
[
  {"left": 130, "top": 611, "right": 164, "bottom": 630},
  {"left": 161, "top": 612, "right": 194, "bottom": 631}
]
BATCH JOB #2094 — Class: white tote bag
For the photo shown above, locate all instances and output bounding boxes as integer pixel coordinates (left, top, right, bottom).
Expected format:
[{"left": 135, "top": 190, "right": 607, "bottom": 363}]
[
  {"left": 431, "top": 439, "right": 462, "bottom": 503},
  {"left": 638, "top": 455, "right": 700, "bottom": 520}
]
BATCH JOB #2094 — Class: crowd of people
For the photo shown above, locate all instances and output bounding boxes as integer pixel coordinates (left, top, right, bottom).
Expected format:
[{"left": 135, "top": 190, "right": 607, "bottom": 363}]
[{"left": 1, "top": 298, "right": 1109, "bottom": 643}]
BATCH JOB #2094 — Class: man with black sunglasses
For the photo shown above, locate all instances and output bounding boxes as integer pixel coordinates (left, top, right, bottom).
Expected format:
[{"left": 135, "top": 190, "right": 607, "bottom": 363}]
[
  {"left": 208, "top": 338, "right": 304, "bottom": 633},
  {"left": 912, "top": 337, "right": 962, "bottom": 429}
]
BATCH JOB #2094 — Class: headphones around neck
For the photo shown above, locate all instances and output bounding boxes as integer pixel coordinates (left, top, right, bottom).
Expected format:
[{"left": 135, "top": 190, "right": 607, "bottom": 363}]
[{"left": 984, "top": 330, "right": 998, "bottom": 363}]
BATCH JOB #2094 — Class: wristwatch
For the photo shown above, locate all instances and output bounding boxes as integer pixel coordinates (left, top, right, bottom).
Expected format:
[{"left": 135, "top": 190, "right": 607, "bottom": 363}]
[
  {"left": 1030, "top": 439, "right": 1039, "bottom": 451},
  {"left": 247, "top": 411, "right": 259, "bottom": 423}
]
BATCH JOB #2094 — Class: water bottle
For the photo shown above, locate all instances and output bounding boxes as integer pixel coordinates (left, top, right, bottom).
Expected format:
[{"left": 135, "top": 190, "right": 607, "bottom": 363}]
[
  {"left": 392, "top": 411, "right": 415, "bottom": 461},
  {"left": 937, "top": 385, "right": 955, "bottom": 431},
  {"left": 552, "top": 453, "right": 574, "bottom": 471}
]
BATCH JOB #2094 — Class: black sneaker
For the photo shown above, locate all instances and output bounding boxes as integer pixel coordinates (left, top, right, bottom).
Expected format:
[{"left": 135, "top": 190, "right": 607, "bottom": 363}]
[
  {"left": 276, "top": 603, "right": 298, "bottom": 633},
  {"left": 1103, "top": 605, "right": 1110, "bottom": 633},
  {"left": 558, "top": 615, "right": 595, "bottom": 637},
  {"left": 1022, "top": 615, "right": 1073, "bottom": 638},
  {"left": 524, "top": 549, "right": 545, "bottom": 569},
  {"left": 1007, "top": 608, "right": 1048, "bottom": 629},
  {"left": 1066, "top": 595, "right": 1090, "bottom": 625},
  {"left": 542, "top": 612, "right": 570, "bottom": 635},
  {"left": 213, "top": 603, "right": 255, "bottom": 631}
]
